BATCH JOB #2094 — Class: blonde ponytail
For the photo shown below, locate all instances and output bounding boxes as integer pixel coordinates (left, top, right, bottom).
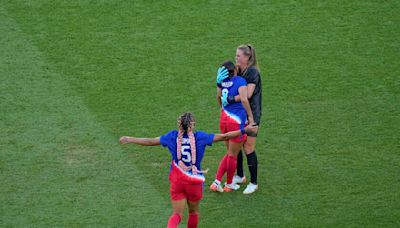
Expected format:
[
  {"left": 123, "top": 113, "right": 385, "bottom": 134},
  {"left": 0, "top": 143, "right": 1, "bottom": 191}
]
[{"left": 237, "top": 44, "right": 259, "bottom": 71}]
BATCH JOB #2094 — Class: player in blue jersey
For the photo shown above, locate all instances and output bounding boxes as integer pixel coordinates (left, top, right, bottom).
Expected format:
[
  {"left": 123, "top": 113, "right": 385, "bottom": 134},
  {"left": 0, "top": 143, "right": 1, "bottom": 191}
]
[
  {"left": 119, "top": 112, "right": 257, "bottom": 228},
  {"left": 210, "top": 61, "right": 255, "bottom": 193},
  {"left": 217, "top": 44, "right": 262, "bottom": 194}
]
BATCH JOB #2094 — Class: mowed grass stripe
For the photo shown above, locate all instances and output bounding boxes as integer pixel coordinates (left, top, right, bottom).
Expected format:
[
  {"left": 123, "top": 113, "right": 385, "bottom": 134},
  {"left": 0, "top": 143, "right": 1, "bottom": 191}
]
[{"left": 0, "top": 7, "right": 169, "bottom": 227}]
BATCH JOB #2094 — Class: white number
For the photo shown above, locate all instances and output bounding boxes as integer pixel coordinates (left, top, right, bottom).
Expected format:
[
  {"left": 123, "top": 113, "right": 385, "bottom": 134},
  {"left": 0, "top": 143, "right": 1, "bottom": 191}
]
[
  {"left": 181, "top": 145, "right": 191, "bottom": 163},
  {"left": 222, "top": 88, "right": 229, "bottom": 97}
]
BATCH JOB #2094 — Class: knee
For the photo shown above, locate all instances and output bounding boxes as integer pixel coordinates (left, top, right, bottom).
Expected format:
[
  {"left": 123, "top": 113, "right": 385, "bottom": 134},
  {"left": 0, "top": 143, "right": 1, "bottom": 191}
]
[
  {"left": 188, "top": 204, "right": 199, "bottom": 214},
  {"left": 172, "top": 209, "right": 184, "bottom": 219},
  {"left": 188, "top": 208, "right": 198, "bottom": 214},
  {"left": 227, "top": 151, "right": 236, "bottom": 156},
  {"left": 175, "top": 212, "right": 184, "bottom": 219}
]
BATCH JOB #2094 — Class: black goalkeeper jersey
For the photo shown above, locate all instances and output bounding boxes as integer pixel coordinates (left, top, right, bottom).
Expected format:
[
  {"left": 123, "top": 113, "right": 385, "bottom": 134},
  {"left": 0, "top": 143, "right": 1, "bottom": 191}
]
[{"left": 239, "top": 66, "right": 262, "bottom": 124}]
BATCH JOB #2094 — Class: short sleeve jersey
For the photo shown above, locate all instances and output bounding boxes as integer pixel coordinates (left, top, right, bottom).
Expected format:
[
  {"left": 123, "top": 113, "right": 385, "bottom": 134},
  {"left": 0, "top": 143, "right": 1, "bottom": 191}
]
[
  {"left": 160, "top": 130, "right": 214, "bottom": 173},
  {"left": 217, "top": 76, "right": 247, "bottom": 114},
  {"left": 239, "top": 66, "right": 262, "bottom": 123}
]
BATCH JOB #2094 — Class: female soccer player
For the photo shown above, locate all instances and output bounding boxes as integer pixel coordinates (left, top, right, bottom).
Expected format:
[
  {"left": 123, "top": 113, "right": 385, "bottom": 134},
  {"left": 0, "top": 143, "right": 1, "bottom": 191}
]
[
  {"left": 210, "top": 61, "right": 255, "bottom": 193},
  {"left": 120, "top": 112, "right": 257, "bottom": 228},
  {"left": 217, "top": 44, "right": 262, "bottom": 194}
]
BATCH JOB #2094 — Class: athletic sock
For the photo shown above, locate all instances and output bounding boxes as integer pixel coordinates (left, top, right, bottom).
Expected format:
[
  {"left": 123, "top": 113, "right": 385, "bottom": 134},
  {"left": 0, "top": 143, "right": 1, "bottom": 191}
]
[
  {"left": 187, "top": 212, "right": 199, "bottom": 228},
  {"left": 167, "top": 213, "right": 181, "bottom": 228},
  {"left": 216, "top": 154, "right": 228, "bottom": 181},
  {"left": 236, "top": 150, "right": 244, "bottom": 177},
  {"left": 226, "top": 155, "right": 237, "bottom": 184},
  {"left": 247, "top": 151, "right": 258, "bottom": 184}
]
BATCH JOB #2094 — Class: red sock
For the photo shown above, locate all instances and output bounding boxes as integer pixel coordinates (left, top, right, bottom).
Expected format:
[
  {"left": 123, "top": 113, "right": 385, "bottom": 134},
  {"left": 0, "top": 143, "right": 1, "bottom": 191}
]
[
  {"left": 188, "top": 212, "right": 199, "bottom": 228},
  {"left": 167, "top": 213, "right": 181, "bottom": 228},
  {"left": 216, "top": 154, "right": 228, "bottom": 181},
  {"left": 226, "top": 155, "right": 237, "bottom": 184}
]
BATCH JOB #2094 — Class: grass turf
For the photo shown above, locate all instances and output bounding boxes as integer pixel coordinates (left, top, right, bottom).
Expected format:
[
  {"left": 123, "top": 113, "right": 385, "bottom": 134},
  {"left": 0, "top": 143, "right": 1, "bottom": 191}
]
[{"left": 1, "top": 1, "right": 399, "bottom": 227}]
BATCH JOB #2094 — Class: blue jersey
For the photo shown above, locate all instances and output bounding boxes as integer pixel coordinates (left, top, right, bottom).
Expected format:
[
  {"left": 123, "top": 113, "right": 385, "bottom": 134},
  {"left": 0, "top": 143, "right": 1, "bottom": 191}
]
[
  {"left": 218, "top": 76, "right": 248, "bottom": 125},
  {"left": 160, "top": 130, "right": 214, "bottom": 182}
]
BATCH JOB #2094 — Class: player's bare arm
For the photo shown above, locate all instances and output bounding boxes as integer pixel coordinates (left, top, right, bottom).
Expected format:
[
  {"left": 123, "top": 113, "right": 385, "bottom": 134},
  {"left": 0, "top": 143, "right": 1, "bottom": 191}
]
[
  {"left": 217, "top": 87, "right": 222, "bottom": 108},
  {"left": 213, "top": 124, "right": 258, "bottom": 142},
  {"left": 232, "top": 83, "right": 255, "bottom": 102},
  {"left": 239, "top": 86, "right": 255, "bottom": 124},
  {"left": 119, "top": 136, "right": 161, "bottom": 146}
]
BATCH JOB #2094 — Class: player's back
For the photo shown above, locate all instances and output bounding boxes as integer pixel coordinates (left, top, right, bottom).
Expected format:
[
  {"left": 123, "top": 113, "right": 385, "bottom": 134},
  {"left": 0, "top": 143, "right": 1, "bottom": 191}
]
[
  {"left": 160, "top": 130, "right": 214, "bottom": 184},
  {"left": 219, "top": 76, "right": 247, "bottom": 113}
]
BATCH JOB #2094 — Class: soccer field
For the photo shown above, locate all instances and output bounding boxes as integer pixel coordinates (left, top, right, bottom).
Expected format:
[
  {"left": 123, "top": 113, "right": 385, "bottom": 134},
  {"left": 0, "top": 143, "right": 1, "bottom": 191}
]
[{"left": 1, "top": 1, "right": 399, "bottom": 227}]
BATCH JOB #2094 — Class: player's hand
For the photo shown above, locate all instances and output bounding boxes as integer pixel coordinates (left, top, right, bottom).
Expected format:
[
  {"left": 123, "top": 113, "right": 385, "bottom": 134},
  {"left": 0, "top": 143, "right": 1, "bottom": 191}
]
[
  {"left": 119, "top": 136, "right": 129, "bottom": 144},
  {"left": 248, "top": 117, "right": 255, "bottom": 125},
  {"left": 221, "top": 93, "right": 229, "bottom": 107},
  {"left": 227, "top": 96, "right": 235, "bottom": 104},
  {"left": 216, "top": 66, "right": 229, "bottom": 84},
  {"left": 245, "top": 123, "right": 258, "bottom": 134}
]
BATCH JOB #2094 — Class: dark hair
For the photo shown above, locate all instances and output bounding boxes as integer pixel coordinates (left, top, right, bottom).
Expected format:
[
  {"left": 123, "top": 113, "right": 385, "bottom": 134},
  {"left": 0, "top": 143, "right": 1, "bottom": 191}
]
[
  {"left": 176, "top": 112, "right": 196, "bottom": 165},
  {"left": 177, "top": 112, "right": 195, "bottom": 133},
  {"left": 222, "top": 60, "right": 235, "bottom": 77}
]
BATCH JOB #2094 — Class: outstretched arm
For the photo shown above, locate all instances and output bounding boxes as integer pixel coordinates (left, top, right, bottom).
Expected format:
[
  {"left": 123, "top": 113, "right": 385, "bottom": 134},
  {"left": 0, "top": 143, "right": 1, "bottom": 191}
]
[
  {"left": 213, "top": 124, "right": 258, "bottom": 142},
  {"left": 119, "top": 136, "right": 161, "bottom": 146}
]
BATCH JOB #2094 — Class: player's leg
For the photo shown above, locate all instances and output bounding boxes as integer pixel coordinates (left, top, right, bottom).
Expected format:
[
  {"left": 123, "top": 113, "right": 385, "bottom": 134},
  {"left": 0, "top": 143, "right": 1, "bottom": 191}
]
[
  {"left": 234, "top": 150, "right": 247, "bottom": 185},
  {"left": 211, "top": 118, "right": 229, "bottom": 192},
  {"left": 186, "top": 183, "right": 202, "bottom": 228},
  {"left": 215, "top": 154, "right": 228, "bottom": 182},
  {"left": 226, "top": 141, "right": 243, "bottom": 183},
  {"left": 210, "top": 153, "right": 227, "bottom": 192},
  {"left": 243, "top": 136, "right": 258, "bottom": 194},
  {"left": 234, "top": 114, "right": 248, "bottom": 185},
  {"left": 168, "top": 199, "right": 186, "bottom": 228},
  {"left": 168, "top": 181, "right": 186, "bottom": 227},
  {"left": 212, "top": 137, "right": 243, "bottom": 192},
  {"left": 243, "top": 135, "right": 256, "bottom": 154},
  {"left": 217, "top": 125, "right": 230, "bottom": 180},
  {"left": 186, "top": 184, "right": 203, "bottom": 228},
  {"left": 223, "top": 117, "right": 246, "bottom": 191},
  {"left": 215, "top": 121, "right": 229, "bottom": 183},
  {"left": 220, "top": 111, "right": 229, "bottom": 150},
  {"left": 187, "top": 200, "right": 200, "bottom": 228},
  {"left": 224, "top": 140, "right": 229, "bottom": 149}
]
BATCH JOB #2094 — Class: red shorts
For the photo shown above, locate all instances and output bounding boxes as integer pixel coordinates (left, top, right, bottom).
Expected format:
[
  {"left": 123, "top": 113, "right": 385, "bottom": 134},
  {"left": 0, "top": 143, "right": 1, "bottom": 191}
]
[
  {"left": 170, "top": 181, "right": 203, "bottom": 202},
  {"left": 220, "top": 111, "right": 247, "bottom": 143}
]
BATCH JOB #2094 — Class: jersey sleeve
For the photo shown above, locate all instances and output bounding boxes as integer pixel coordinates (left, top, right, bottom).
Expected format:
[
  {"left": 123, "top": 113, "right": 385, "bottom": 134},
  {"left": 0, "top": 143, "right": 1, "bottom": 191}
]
[
  {"left": 237, "top": 76, "right": 248, "bottom": 87},
  {"left": 196, "top": 131, "right": 215, "bottom": 147},
  {"left": 160, "top": 130, "right": 176, "bottom": 147},
  {"left": 246, "top": 67, "right": 260, "bottom": 84}
]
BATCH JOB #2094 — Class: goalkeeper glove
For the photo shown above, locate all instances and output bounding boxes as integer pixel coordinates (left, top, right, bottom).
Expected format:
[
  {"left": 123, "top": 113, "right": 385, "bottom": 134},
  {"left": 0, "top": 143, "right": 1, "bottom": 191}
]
[{"left": 216, "top": 67, "right": 229, "bottom": 84}]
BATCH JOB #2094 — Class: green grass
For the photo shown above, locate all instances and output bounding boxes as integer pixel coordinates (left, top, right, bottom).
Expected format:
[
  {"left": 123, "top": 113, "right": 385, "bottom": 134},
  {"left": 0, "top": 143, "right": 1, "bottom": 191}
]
[{"left": 1, "top": 0, "right": 399, "bottom": 227}]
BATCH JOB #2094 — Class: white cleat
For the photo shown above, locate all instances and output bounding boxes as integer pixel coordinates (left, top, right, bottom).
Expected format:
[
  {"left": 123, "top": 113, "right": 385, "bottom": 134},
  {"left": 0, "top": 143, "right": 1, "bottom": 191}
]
[
  {"left": 243, "top": 183, "right": 258, "bottom": 194},
  {"left": 232, "top": 175, "right": 247, "bottom": 185},
  {"left": 210, "top": 181, "right": 224, "bottom": 193},
  {"left": 223, "top": 183, "right": 240, "bottom": 192}
]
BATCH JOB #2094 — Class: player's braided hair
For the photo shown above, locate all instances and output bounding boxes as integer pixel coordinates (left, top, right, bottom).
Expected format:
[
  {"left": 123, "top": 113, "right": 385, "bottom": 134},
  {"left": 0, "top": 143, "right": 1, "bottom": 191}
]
[{"left": 176, "top": 113, "right": 197, "bottom": 169}]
